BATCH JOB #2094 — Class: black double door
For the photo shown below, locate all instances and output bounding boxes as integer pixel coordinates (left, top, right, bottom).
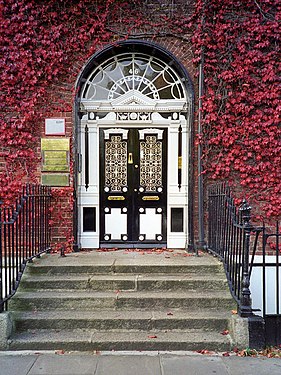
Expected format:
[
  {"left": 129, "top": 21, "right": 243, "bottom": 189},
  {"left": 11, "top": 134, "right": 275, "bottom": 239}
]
[{"left": 99, "top": 127, "right": 167, "bottom": 247}]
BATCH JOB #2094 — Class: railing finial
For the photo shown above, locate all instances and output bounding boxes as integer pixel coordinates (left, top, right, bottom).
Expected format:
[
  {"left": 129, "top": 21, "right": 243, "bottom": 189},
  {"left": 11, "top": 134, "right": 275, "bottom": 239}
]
[{"left": 240, "top": 199, "right": 252, "bottom": 227}]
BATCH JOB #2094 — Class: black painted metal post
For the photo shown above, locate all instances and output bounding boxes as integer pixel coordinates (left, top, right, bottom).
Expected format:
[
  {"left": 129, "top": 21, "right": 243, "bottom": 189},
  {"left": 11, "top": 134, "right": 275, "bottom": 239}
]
[{"left": 239, "top": 199, "right": 253, "bottom": 317}]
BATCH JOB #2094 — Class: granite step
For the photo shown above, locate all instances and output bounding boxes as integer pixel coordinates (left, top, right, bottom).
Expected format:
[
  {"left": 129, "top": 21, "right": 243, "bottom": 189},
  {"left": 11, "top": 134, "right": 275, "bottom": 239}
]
[
  {"left": 19, "top": 273, "right": 228, "bottom": 291},
  {"left": 9, "top": 290, "right": 235, "bottom": 311},
  {"left": 12, "top": 309, "right": 231, "bottom": 332},
  {"left": 9, "top": 328, "right": 232, "bottom": 352}
]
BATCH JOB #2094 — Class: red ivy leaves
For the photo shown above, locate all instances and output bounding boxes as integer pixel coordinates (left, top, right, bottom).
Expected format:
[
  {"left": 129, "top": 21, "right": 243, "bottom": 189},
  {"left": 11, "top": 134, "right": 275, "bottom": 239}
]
[
  {"left": 1, "top": 0, "right": 279, "bottom": 249},
  {"left": 192, "top": 0, "right": 281, "bottom": 220},
  {"left": 0, "top": 0, "right": 192, "bottom": 247}
]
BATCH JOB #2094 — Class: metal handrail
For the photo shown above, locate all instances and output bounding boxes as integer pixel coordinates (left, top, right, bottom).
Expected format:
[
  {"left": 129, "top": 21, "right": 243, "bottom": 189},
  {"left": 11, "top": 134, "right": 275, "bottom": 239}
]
[
  {"left": 208, "top": 182, "right": 280, "bottom": 324},
  {"left": 208, "top": 182, "right": 259, "bottom": 317},
  {"left": 0, "top": 184, "right": 52, "bottom": 311}
]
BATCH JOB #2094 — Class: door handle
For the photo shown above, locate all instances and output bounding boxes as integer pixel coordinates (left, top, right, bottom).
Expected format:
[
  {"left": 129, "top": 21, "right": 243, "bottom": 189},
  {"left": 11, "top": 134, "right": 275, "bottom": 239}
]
[{"left": 128, "top": 152, "right": 133, "bottom": 164}]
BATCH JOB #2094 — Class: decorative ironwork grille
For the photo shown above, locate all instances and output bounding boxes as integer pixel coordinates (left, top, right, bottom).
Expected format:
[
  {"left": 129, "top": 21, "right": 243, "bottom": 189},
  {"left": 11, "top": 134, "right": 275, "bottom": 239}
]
[
  {"left": 105, "top": 135, "right": 127, "bottom": 191},
  {"left": 81, "top": 53, "right": 185, "bottom": 101},
  {"left": 140, "top": 135, "right": 162, "bottom": 191}
]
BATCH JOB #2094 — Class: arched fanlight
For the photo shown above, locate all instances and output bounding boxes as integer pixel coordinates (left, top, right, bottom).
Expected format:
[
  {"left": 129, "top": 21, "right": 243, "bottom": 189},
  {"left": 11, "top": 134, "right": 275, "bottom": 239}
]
[{"left": 81, "top": 53, "right": 186, "bottom": 102}]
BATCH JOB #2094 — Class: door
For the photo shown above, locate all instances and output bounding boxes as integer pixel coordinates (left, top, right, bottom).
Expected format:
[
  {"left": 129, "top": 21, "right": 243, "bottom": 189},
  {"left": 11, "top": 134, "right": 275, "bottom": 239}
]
[{"left": 100, "top": 127, "right": 167, "bottom": 247}]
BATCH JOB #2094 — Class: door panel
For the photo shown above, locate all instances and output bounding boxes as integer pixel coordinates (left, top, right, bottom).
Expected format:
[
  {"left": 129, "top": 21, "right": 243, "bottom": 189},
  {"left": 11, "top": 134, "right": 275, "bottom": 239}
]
[{"left": 100, "top": 127, "right": 167, "bottom": 247}]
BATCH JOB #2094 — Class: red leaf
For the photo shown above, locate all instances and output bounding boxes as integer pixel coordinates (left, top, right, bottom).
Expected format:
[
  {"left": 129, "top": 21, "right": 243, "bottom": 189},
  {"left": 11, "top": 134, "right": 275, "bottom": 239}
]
[
  {"left": 221, "top": 330, "right": 229, "bottom": 335},
  {"left": 196, "top": 349, "right": 211, "bottom": 355},
  {"left": 55, "top": 350, "right": 65, "bottom": 355}
]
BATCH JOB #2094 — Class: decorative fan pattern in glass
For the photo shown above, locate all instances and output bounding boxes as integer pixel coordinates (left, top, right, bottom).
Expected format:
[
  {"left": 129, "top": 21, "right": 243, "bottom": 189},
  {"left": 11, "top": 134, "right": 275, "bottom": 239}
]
[{"left": 81, "top": 53, "right": 185, "bottom": 101}]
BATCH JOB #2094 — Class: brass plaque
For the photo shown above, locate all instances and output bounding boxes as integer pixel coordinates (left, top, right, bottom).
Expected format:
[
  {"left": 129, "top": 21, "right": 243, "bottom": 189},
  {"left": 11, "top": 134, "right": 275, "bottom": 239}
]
[
  {"left": 108, "top": 196, "right": 125, "bottom": 201},
  {"left": 42, "top": 150, "right": 69, "bottom": 172},
  {"left": 41, "top": 174, "right": 69, "bottom": 186},
  {"left": 41, "top": 138, "right": 69, "bottom": 151},
  {"left": 142, "top": 196, "right": 160, "bottom": 201},
  {"left": 41, "top": 138, "right": 70, "bottom": 172}
]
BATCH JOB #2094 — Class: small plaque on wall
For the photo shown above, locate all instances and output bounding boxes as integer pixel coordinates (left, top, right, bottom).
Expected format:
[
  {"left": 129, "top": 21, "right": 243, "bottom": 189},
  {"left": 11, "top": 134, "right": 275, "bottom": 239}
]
[
  {"left": 41, "top": 174, "right": 69, "bottom": 186},
  {"left": 45, "top": 118, "right": 65, "bottom": 135},
  {"left": 41, "top": 138, "right": 70, "bottom": 172}
]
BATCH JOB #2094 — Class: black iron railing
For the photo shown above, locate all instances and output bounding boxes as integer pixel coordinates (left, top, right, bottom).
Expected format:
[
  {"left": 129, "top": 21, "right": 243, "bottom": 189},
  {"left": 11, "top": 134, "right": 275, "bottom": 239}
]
[
  {"left": 0, "top": 184, "right": 51, "bottom": 311},
  {"left": 208, "top": 182, "right": 281, "bottom": 330},
  {"left": 207, "top": 182, "right": 263, "bottom": 317}
]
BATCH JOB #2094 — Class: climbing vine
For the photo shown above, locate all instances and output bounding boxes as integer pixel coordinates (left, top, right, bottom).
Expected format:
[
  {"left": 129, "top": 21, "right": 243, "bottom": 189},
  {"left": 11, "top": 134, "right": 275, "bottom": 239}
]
[
  {"left": 192, "top": 0, "right": 281, "bottom": 220},
  {"left": 0, "top": 0, "right": 191, "bottom": 250},
  {"left": 0, "top": 0, "right": 280, "bottom": 250}
]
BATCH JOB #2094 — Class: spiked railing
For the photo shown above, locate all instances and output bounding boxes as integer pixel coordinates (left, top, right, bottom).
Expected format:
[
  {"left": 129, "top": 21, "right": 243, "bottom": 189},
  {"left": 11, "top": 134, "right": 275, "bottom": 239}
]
[
  {"left": 207, "top": 182, "right": 263, "bottom": 317},
  {"left": 0, "top": 184, "right": 52, "bottom": 311}
]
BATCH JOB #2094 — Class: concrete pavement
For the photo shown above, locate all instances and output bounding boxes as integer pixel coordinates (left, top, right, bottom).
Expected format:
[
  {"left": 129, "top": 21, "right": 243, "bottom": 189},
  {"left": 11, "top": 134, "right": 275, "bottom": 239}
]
[{"left": 0, "top": 351, "right": 280, "bottom": 375}]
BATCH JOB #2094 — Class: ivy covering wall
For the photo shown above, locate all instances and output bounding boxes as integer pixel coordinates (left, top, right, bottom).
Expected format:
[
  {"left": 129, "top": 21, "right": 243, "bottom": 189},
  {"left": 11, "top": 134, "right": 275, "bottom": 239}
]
[
  {"left": 0, "top": 0, "right": 280, "bottom": 249},
  {"left": 192, "top": 0, "right": 280, "bottom": 220}
]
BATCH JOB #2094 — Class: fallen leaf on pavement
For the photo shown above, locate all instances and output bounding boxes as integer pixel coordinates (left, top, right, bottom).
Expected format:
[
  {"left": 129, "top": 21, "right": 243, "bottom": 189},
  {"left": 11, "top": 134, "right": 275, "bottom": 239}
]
[{"left": 221, "top": 329, "right": 229, "bottom": 335}]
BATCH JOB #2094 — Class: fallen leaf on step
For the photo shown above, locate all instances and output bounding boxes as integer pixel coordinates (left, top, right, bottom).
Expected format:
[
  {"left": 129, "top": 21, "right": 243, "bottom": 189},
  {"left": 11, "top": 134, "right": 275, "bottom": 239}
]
[
  {"left": 196, "top": 349, "right": 211, "bottom": 355},
  {"left": 167, "top": 312, "right": 173, "bottom": 316},
  {"left": 221, "top": 330, "right": 229, "bottom": 335},
  {"left": 148, "top": 335, "right": 157, "bottom": 339},
  {"left": 222, "top": 352, "right": 230, "bottom": 357},
  {"left": 231, "top": 309, "right": 238, "bottom": 315},
  {"left": 55, "top": 350, "right": 65, "bottom": 355}
]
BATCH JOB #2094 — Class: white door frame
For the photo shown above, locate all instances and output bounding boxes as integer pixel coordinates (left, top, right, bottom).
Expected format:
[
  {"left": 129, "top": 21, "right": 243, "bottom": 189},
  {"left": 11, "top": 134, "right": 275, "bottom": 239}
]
[{"left": 78, "top": 107, "right": 189, "bottom": 249}]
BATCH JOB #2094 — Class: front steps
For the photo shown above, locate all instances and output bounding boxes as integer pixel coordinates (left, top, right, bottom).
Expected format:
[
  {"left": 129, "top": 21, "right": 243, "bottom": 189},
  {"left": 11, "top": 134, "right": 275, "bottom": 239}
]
[{"left": 7, "top": 250, "right": 236, "bottom": 352}]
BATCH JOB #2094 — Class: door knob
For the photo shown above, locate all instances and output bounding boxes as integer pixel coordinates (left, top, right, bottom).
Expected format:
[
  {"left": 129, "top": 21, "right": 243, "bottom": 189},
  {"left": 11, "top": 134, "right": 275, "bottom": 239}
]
[
  {"left": 134, "top": 189, "right": 137, "bottom": 192},
  {"left": 134, "top": 165, "right": 138, "bottom": 168}
]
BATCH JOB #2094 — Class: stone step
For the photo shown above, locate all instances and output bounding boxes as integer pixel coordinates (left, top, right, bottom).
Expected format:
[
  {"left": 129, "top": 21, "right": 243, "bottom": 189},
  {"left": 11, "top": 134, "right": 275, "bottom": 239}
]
[
  {"left": 19, "top": 274, "right": 228, "bottom": 291},
  {"left": 12, "top": 309, "right": 230, "bottom": 332},
  {"left": 8, "top": 252, "right": 236, "bottom": 352},
  {"left": 26, "top": 252, "right": 224, "bottom": 275},
  {"left": 9, "top": 328, "right": 232, "bottom": 352},
  {"left": 9, "top": 290, "right": 235, "bottom": 311},
  {"left": 26, "top": 263, "right": 223, "bottom": 275}
]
